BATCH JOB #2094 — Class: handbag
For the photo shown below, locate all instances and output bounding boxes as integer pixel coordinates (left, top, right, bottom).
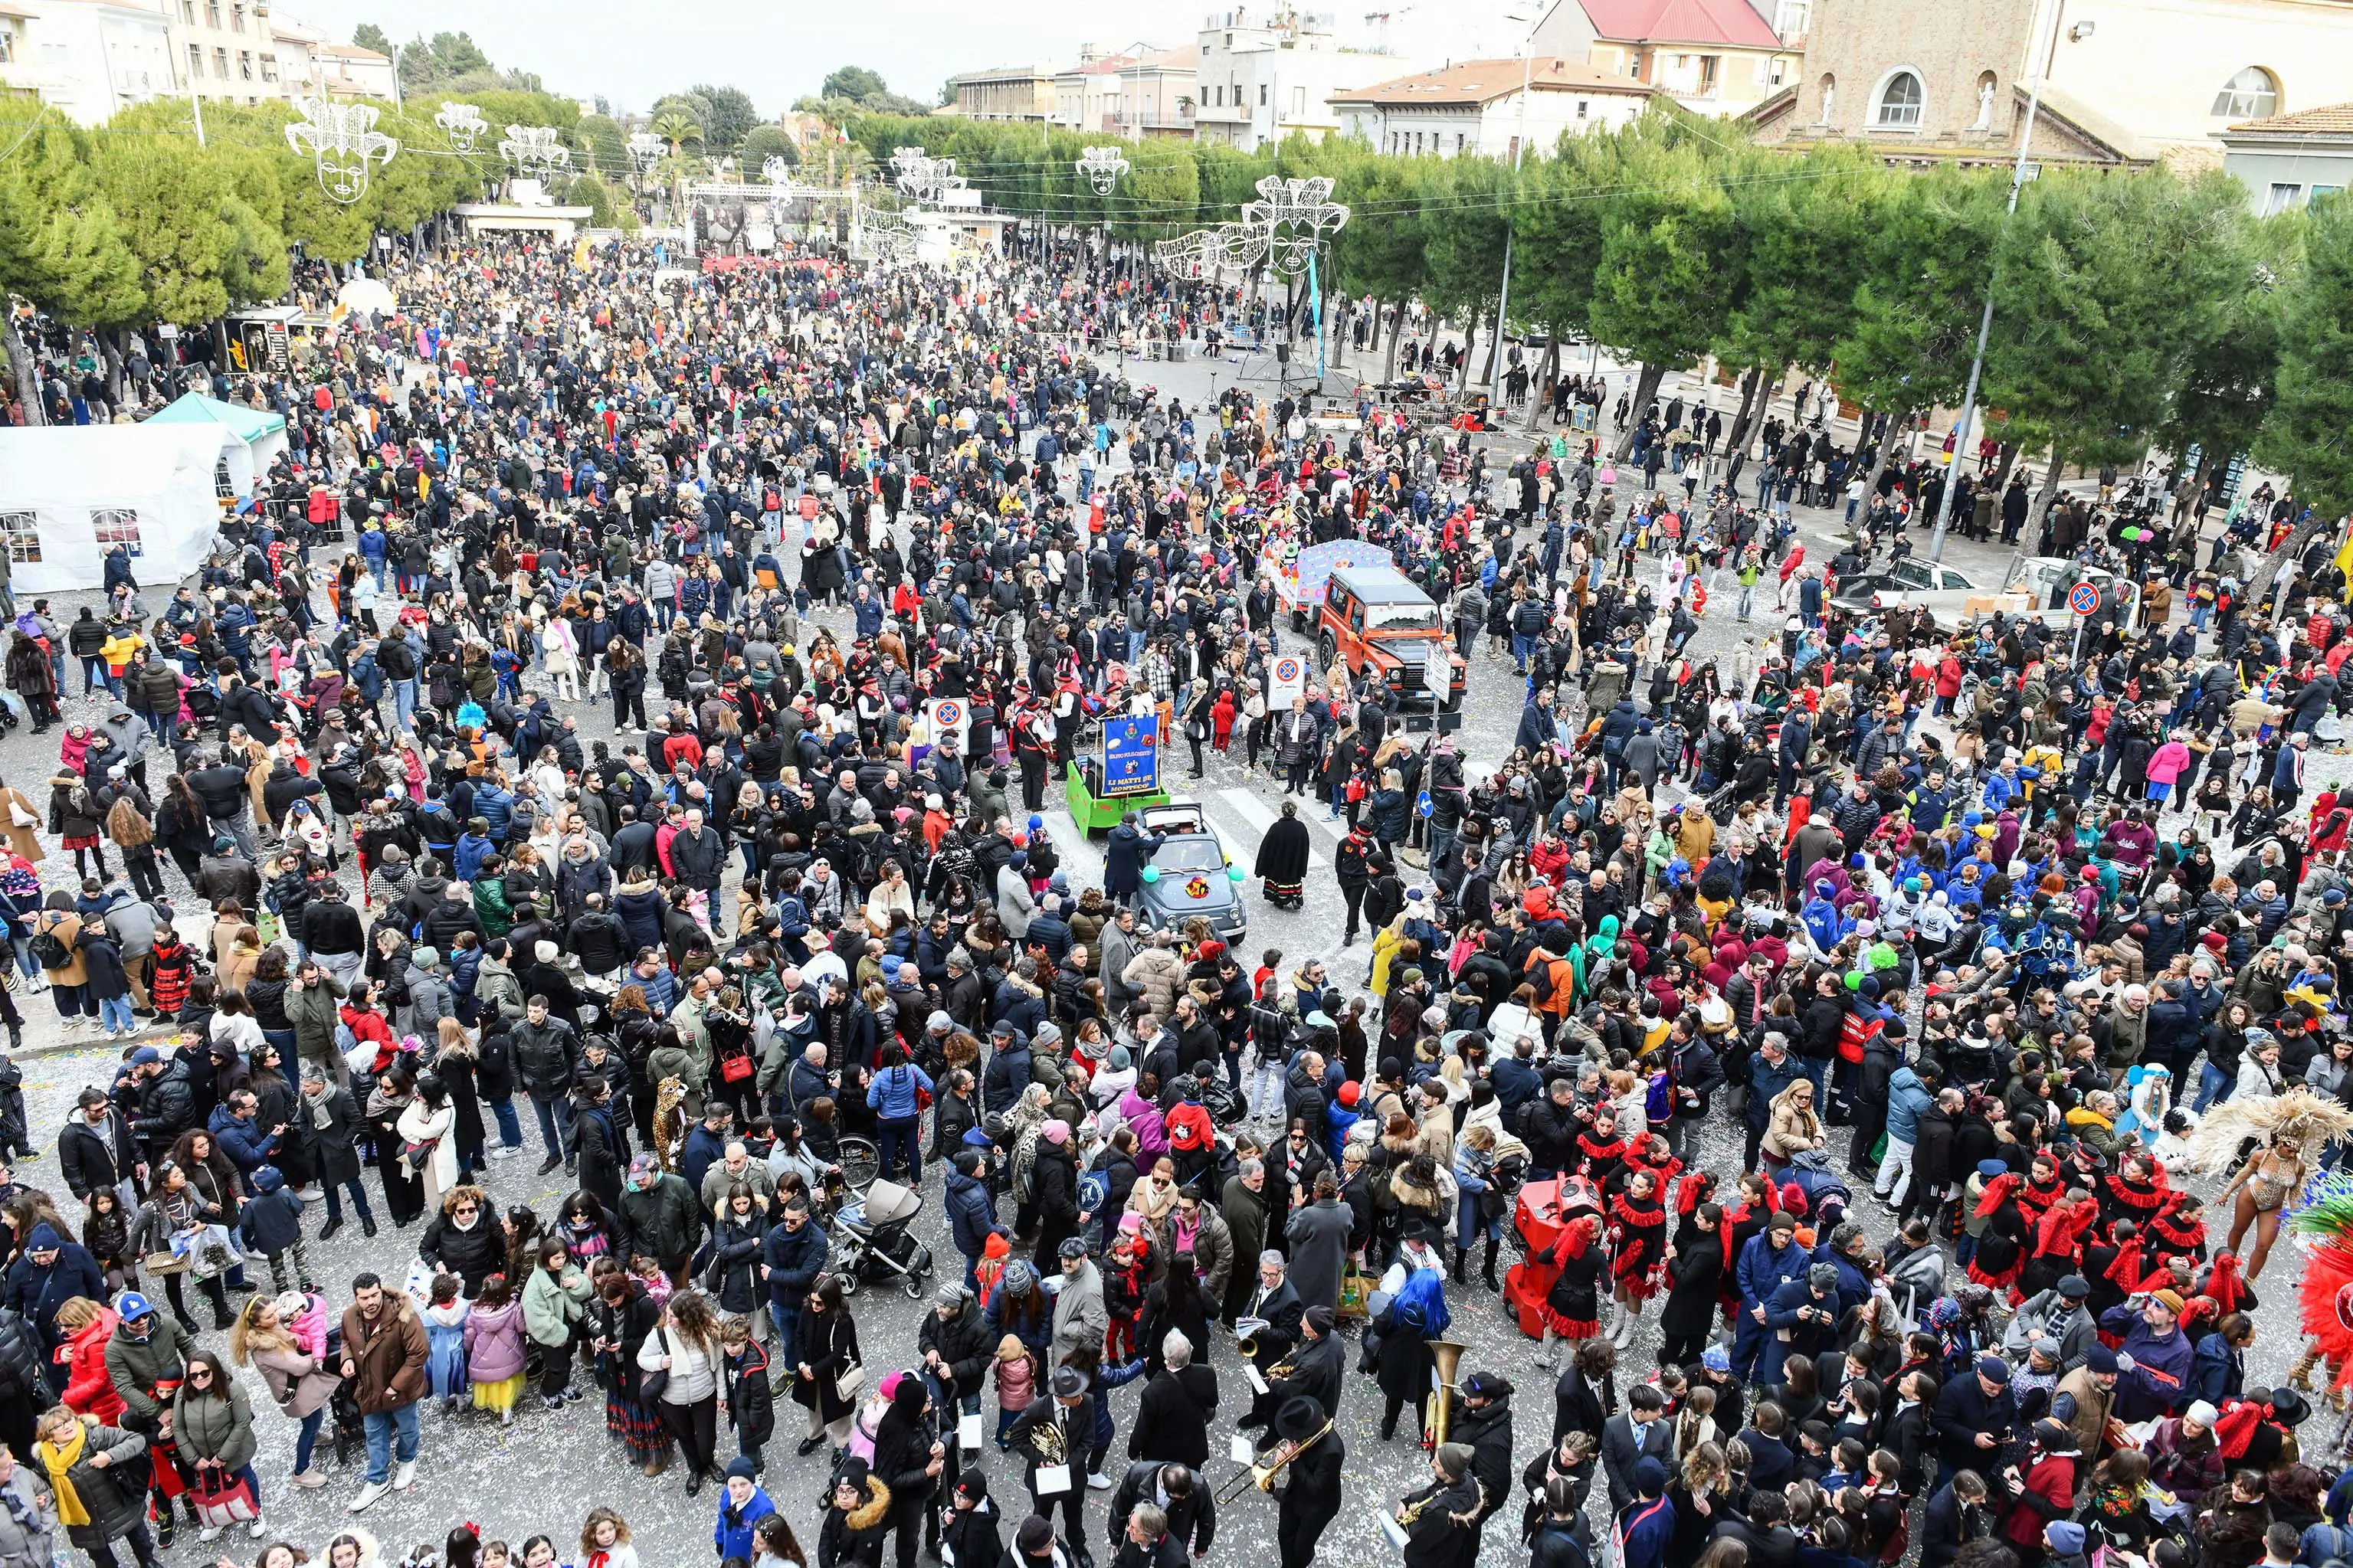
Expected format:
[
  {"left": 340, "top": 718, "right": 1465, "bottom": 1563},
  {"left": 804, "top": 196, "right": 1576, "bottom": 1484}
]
[
  {"left": 191, "top": 1463, "right": 260, "bottom": 1527},
  {"left": 143, "top": 1250, "right": 191, "bottom": 1276},
  {"left": 834, "top": 1359, "right": 867, "bottom": 1407},
  {"left": 637, "top": 1327, "right": 670, "bottom": 1404},
  {"left": 719, "top": 1050, "right": 754, "bottom": 1084}
]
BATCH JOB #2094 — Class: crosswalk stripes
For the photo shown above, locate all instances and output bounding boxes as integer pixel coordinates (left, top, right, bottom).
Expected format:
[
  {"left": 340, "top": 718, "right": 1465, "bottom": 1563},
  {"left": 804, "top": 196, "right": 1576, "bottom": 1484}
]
[{"left": 1214, "top": 787, "right": 1329, "bottom": 868}]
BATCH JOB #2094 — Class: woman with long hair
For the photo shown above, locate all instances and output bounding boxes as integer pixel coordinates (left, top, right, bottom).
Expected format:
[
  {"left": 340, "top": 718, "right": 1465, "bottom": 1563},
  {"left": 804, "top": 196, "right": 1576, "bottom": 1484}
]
[
  {"left": 791, "top": 1275, "right": 863, "bottom": 1455},
  {"left": 594, "top": 1258, "right": 673, "bottom": 1478},
  {"left": 641, "top": 1288, "right": 723, "bottom": 1494},
  {"left": 228, "top": 1292, "right": 339, "bottom": 1490}
]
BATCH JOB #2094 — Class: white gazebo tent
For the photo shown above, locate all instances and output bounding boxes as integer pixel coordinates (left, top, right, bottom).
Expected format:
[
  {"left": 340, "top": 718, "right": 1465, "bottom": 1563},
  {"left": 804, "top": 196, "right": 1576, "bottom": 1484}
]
[{"left": 0, "top": 423, "right": 237, "bottom": 591}]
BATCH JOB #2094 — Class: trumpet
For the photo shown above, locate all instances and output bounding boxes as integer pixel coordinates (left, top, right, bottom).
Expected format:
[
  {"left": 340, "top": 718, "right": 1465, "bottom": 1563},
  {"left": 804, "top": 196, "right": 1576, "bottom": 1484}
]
[
  {"left": 1422, "top": 1340, "right": 1467, "bottom": 1449},
  {"left": 1236, "top": 1331, "right": 1259, "bottom": 1360},
  {"left": 1215, "top": 1419, "right": 1331, "bottom": 1501}
]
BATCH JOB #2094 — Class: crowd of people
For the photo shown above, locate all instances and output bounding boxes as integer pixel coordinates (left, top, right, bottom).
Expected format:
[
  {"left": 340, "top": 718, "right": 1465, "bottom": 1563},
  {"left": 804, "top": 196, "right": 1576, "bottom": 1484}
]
[{"left": 0, "top": 216, "right": 2342, "bottom": 1568}]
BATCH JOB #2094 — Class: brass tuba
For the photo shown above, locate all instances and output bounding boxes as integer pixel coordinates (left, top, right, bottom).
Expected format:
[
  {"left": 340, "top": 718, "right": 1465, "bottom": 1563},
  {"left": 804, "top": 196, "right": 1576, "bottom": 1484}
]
[{"left": 1422, "top": 1340, "right": 1467, "bottom": 1449}]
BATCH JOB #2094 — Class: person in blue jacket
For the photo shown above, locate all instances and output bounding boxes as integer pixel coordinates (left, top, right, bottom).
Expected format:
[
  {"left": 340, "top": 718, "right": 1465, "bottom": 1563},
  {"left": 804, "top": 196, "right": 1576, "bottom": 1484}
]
[
  {"left": 714, "top": 1456, "right": 777, "bottom": 1559},
  {"left": 865, "top": 1043, "right": 936, "bottom": 1186},
  {"left": 1729, "top": 1206, "right": 1811, "bottom": 1383}
]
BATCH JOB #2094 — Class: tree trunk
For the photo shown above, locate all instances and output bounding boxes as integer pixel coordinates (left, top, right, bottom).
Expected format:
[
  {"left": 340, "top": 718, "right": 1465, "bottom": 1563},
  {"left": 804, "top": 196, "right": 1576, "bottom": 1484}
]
[
  {"left": 1456, "top": 321, "right": 1479, "bottom": 398},
  {"left": 5, "top": 320, "right": 44, "bottom": 427},
  {"left": 2265, "top": 513, "right": 2336, "bottom": 597},
  {"left": 1722, "top": 365, "right": 1765, "bottom": 461},
  {"left": 100, "top": 329, "right": 126, "bottom": 411},
  {"left": 2031, "top": 443, "right": 2066, "bottom": 548},
  {"left": 1990, "top": 440, "right": 2020, "bottom": 489},
  {"left": 1614, "top": 362, "right": 1667, "bottom": 460},
  {"left": 1524, "top": 339, "right": 1560, "bottom": 433}
]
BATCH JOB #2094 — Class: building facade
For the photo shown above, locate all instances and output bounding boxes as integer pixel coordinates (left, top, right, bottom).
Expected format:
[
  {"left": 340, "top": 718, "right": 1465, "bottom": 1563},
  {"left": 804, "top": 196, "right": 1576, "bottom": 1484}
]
[
  {"left": 159, "top": 0, "right": 274, "bottom": 103},
  {"left": 1330, "top": 57, "right": 1656, "bottom": 158},
  {"left": 1529, "top": 0, "right": 1800, "bottom": 115},
  {"left": 1751, "top": 0, "right": 2353, "bottom": 167},
  {"left": 1051, "top": 44, "right": 1198, "bottom": 138},
  {"left": 2219, "top": 103, "right": 2353, "bottom": 211},
  {"left": 0, "top": 0, "right": 172, "bottom": 123},
  {"left": 945, "top": 62, "right": 1054, "bottom": 121},
  {"left": 303, "top": 39, "right": 390, "bottom": 99},
  {"left": 1191, "top": 7, "right": 1423, "bottom": 149}
]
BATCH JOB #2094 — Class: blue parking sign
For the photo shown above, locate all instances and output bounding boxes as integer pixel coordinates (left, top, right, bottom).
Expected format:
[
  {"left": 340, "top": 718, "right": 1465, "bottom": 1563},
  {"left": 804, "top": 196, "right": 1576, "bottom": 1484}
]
[{"left": 1103, "top": 716, "right": 1161, "bottom": 797}]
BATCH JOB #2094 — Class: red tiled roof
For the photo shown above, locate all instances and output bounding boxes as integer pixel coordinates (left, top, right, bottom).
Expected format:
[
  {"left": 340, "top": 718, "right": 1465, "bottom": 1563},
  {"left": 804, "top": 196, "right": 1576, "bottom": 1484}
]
[{"left": 1576, "top": 0, "right": 1782, "bottom": 49}]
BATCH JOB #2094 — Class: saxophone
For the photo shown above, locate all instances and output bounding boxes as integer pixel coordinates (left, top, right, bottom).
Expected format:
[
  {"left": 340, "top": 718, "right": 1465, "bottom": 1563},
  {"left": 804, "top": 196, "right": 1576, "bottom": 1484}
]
[
  {"left": 652, "top": 1076, "right": 687, "bottom": 1172},
  {"left": 1030, "top": 1419, "right": 1068, "bottom": 1465}
]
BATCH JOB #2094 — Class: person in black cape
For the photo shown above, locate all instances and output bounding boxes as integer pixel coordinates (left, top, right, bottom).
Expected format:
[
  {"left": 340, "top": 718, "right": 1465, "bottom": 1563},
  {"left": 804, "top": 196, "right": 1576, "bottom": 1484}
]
[{"left": 1254, "top": 799, "right": 1312, "bottom": 908}]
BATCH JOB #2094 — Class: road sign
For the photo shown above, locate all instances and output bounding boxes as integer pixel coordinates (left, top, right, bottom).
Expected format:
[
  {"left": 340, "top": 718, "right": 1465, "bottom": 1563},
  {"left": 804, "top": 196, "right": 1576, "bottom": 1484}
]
[
  {"left": 1267, "top": 653, "right": 1306, "bottom": 707},
  {"left": 1102, "top": 715, "right": 1161, "bottom": 797},
  {"left": 926, "top": 697, "right": 968, "bottom": 752},
  {"left": 2068, "top": 581, "right": 2102, "bottom": 617},
  {"left": 1423, "top": 640, "right": 1453, "bottom": 703}
]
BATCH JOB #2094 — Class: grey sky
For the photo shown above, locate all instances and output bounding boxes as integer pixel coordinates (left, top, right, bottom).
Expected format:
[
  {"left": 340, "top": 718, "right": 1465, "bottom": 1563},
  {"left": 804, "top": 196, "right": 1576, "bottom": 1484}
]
[{"left": 286, "top": 0, "right": 1517, "bottom": 117}]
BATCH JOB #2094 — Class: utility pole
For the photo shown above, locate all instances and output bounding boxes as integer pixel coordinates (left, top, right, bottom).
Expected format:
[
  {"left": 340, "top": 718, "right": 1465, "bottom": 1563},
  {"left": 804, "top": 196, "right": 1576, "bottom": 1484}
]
[{"left": 1931, "top": 0, "right": 2066, "bottom": 561}]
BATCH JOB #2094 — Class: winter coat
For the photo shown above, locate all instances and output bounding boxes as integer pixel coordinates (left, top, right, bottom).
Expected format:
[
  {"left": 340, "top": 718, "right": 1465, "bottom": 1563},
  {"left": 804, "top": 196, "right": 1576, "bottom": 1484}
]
[
  {"left": 522, "top": 1263, "right": 592, "bottom": 1348},
  {"left": 0, "top": 1465, "right": 57, "bottom": 1568},
  {"left": 419, "top": 1210, "right": 505, "bottom": 1297},
  {"left": 618, "top": 1171, "right": 703, "bottom": 1270},
  {"left": 247, "top": 1338, "right": 340, "bottom": 1421},
  {"left": 919, "top": 1297, "right": 995, "bottom": 1401},
  {"left": 461, "top": 1298, "right": 528, "bottom": 1385},
  {"left": 35, "top": 1421, "right": 149, "bottom": 1541},
  {"left": 725, "top": 1337, "right": 775, "bottom": 1449},
  {"left": 341, "top": 1295, "right": 428, "bottom": 1414},
  {"left": 172, "top": 1375, "right": 259, "bottom": 1472}
]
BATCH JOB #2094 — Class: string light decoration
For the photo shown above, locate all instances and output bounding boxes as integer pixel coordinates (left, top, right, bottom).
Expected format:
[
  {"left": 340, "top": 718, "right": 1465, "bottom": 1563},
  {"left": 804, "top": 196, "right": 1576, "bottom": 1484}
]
[
  {"left": 1242, "top": 174, "right": 1349, "bottom": 278},
  {"left": 1076, "top": 146, "right": 1131, "bottom": 196},
  {"left": 627, "top": 132, "right": 664, "bottom": 177},
  {"left": 499, "top": 125, "right": 571, "bottom": 179},
  {"left": 889, "top": 146, "right": 964, "bottom": 205},
  {"left": 283, "top": 95, "right": 398, "bottom": 205},
  {"left": 1155, "top": 230, "right": 1212, "bottom": 277},
  {"left": 433, "top": 103, "right": 487, "bottom": 154}
]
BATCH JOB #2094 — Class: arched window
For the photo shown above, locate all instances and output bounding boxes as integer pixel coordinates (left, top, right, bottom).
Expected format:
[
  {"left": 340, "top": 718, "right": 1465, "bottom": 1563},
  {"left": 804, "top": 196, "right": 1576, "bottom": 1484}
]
[
  {"left": 2212, "top": 67, "right": 2279, "bottom": 118},
  {"left": 1873, "top": 69, "right": 1923, "bottom": 127}
]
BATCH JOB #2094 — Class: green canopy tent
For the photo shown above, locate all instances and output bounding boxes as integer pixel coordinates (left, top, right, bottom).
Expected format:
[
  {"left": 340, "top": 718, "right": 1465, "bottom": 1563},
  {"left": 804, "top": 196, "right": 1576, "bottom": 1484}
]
[{"left": 148, "top": 394, "right": 288, "bottom": 496}]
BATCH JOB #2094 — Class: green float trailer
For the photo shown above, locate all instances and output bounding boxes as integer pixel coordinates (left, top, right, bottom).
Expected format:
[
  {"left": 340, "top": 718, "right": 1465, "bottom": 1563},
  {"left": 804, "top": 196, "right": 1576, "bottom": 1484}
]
[{"left": 1063, "top": 714, "right": 1169, "bottom": 835}]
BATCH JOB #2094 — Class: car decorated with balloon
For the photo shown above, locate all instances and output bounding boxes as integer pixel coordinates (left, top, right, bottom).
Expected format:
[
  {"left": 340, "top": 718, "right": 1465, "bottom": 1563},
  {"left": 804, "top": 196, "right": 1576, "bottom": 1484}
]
[{"left": 1133, "top": 800, "right": 1249, "bottom": 942}]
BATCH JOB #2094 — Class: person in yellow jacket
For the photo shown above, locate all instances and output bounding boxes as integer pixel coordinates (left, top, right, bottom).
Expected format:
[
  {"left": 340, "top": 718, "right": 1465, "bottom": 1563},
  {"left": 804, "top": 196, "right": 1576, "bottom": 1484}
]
[{"left": 97, "top": 621, "right": 144, "bottom": 699}]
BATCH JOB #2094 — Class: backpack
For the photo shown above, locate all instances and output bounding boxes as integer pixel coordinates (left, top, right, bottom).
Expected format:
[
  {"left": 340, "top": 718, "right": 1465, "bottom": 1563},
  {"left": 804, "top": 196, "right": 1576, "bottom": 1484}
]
[
  {"left": 27, "top": 924, "right": 70, "bottom": 971},
  {"left": 1078, "top": 1168, "right": 1110, "bottom": 1216}
]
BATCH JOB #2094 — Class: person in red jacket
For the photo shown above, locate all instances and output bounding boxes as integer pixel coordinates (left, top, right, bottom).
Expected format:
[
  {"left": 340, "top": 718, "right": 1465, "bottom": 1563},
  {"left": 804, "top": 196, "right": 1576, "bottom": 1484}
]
[
  {"left": 54, "top": 1296, "right": 127, "bottom": 1422},
  {"left": 2001, "top": 1419, "right": 2080, "bottom": 1559}
]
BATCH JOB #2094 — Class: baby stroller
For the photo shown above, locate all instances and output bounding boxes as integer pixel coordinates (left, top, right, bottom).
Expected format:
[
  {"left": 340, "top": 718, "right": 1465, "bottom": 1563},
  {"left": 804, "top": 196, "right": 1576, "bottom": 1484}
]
[
  {"left": 327, "top": 1379, "right": 368, "bottom": 1468},
  {"left": 827, "top": 1179, "right": 934, "bottom": 1299}
]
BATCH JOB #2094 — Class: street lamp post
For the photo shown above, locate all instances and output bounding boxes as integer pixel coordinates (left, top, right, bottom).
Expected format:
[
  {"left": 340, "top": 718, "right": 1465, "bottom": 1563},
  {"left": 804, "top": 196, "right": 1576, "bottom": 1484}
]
[
  {"left": 1489, "top": 43, "right": 1535, "bottom": 405},
  {"left": 1930, "top": 0, "right": 2067, "bottom": 561}
]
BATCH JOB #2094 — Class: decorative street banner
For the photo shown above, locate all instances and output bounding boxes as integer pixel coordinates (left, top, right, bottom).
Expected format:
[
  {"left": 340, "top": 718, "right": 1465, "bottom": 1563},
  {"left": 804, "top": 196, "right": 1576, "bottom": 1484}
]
[{"left": 1103, "top": 715, "right": 1161, "bottom": 797}]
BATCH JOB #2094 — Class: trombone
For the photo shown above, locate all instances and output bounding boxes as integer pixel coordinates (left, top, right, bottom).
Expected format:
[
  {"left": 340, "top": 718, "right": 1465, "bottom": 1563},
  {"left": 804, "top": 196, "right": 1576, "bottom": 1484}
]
[
  {"left": 1422, "top": 1340, "right": 1467, "bottom": 1449},
  {"left": 1216, "top": 1419, "right": 1332, "bottom": 1502}
]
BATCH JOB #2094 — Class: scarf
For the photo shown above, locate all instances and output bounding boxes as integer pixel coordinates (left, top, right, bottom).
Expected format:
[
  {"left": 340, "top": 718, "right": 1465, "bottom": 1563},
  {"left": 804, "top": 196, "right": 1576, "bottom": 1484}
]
[{"left": 38, "top": 1421, "right": 90, "bottom": 1527}]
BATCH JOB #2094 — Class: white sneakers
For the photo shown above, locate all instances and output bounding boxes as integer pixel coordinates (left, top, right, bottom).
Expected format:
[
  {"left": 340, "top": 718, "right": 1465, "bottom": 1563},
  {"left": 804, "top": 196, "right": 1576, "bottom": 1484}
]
[
  {"left": 290, "top": 1470, "right": 327, "bottom": 1489},
  {"left": 249, "top": 1517, "right": 270, "bottom": 1540},
  {"left": 392, "top": 1460, "right": 415, "bottom": 1491},
  {"left": 198, "top": 1527, "right": 224, "bottom": 1543},
  {"left": 348, "top": 1480, "right": 388, "bottom": 1513}
]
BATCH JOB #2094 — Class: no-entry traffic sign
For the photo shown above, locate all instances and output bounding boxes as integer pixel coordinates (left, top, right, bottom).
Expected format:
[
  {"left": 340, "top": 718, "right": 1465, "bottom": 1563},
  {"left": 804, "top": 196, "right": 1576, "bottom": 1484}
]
[{"left": 2068, "top": 581, "right": 2101, "bottom": 617}]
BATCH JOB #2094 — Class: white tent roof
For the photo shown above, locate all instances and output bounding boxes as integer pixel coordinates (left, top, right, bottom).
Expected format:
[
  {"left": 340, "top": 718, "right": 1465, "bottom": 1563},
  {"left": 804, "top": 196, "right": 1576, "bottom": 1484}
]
[{"left": 0, "top": 423, "right": 238, "bottom": 591}]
